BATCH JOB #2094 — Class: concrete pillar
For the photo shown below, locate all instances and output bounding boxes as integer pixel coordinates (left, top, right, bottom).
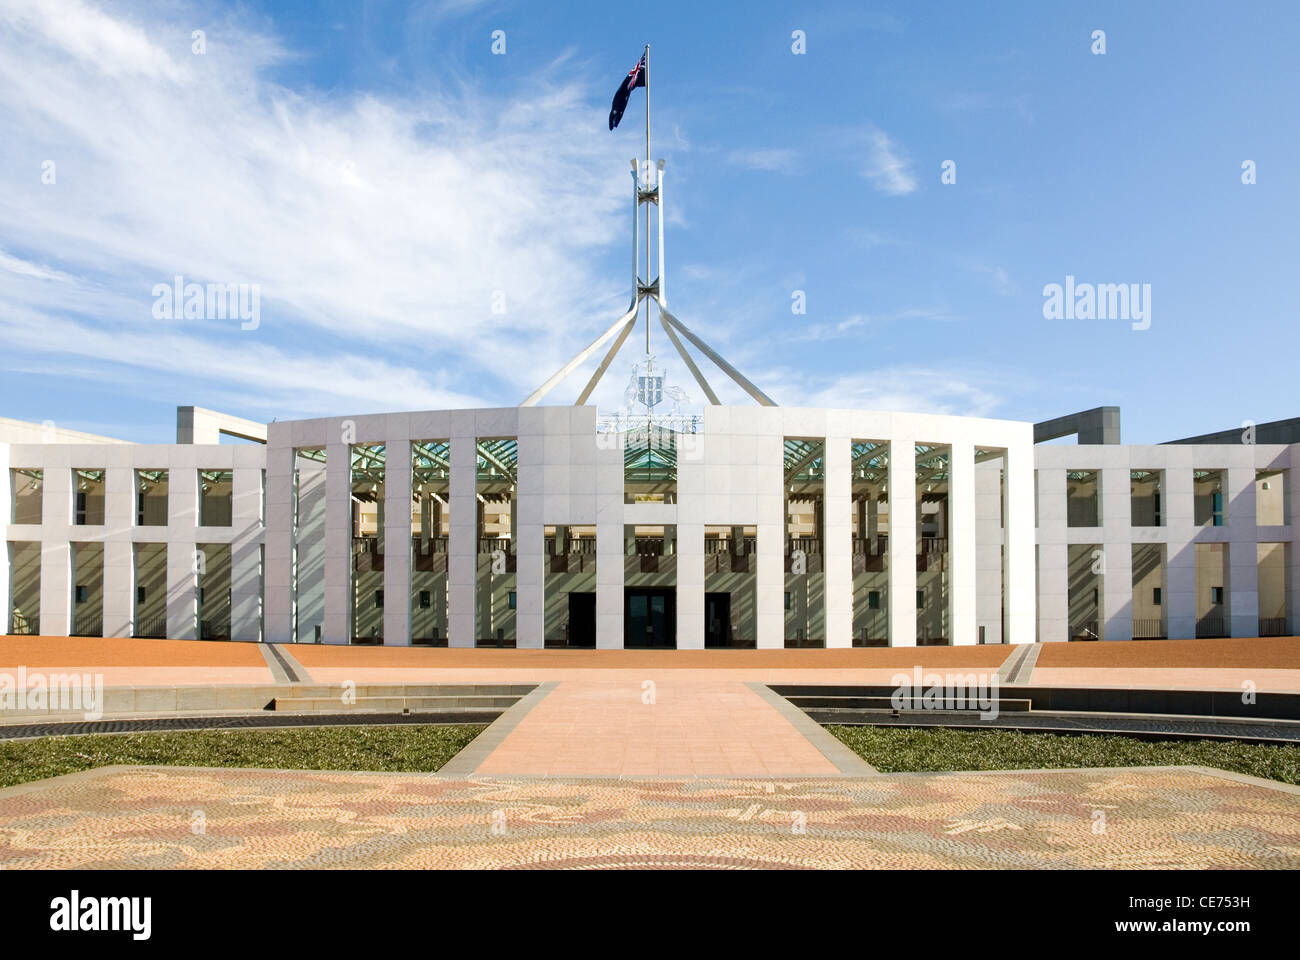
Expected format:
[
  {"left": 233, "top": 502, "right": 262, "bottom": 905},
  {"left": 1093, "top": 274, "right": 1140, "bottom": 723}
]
[
  {"left": 595, "top": 438, "right": 624, "bottom": 648},
  {"left": 164, "top": 463, "right": 199, "bottom": 640},
  {"left": 447, "top": 433, "right": 477, "bottom": 648},
  {"left": 823, "top": 435, "right": 852, "bottom": 647},
  {"left": 513, "top": 433, "right": 543, "bottom": 650},
  {"left": 324, "top": 440, "right": 351, "bottom": 643},
  {"left": 975, "top": 460, "right": 1004, "bottom": 643},
  {"left": 1035, "top": 465, "right": 1068, "bottom": 642},
  {"left": 1101, "top": 465, "right": 1133, "bottom": 641},
  {"left": 1227, "top": 463, "right": 1259, "bottom": 636},
  {"left": 755, "top": 431, "right": 785, "bottom": 648},
  {"left": 262, "top": 442, "right": 293, "bottom": 644},
  {"left": 231, "top": 465, "right": 263, "bottom": 642},
  {"left": 948, "top": 440, "right": 976, "bottom": 645},
  {"left": 1164, "top": 459, "right": 1196, "bottom": 639},
  {"left": 230, "top": 536, "right": 262, "bottom": 643},
  {"left": 293, "top": 460, "right": 326, "bottom": 643},
  {"left": 888, "top": 439, "right": 916, "bottom": 647},
  {"left": 102, "top": 540, "right": 133, "bottom": 638},
  {"left": 101, "top": 465, "right": 133, "bottom": 637},
  {"left": 676, "top": 521, "right": 704, "bottom": 649},
  {"left": 383, "top": 436, "right": 412, "bottom": 646},
  {"left": 165, "top": 539, "right": 197, "bottom": 640},
  {"left": 1003, "top": 438, "right": 1036, "bottom": 644},
  {"left": 39, "top": 541, "right": 71, "bottom": 637}
]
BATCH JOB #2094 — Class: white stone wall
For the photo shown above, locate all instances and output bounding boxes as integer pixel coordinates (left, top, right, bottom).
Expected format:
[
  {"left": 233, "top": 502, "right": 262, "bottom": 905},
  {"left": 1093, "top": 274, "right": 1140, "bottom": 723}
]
[
  {"left": 1033, "top": 443, "right": 1296, "bottom": 640},
  {"left": 4, "top": 442, "right": 266, "bottom": 641},
  {"left": 9, "top": 403, "right": 1296, "bottom": 647}
]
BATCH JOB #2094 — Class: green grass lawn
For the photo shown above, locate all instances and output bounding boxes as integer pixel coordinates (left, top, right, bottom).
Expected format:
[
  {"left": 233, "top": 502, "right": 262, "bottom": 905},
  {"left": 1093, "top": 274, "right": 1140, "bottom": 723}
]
[
  {"left": 0, "top": 724, "right": 486, "bottom": 788},
  {"left": 828, "top": 724, "right": 1300, "bottom": 785}
]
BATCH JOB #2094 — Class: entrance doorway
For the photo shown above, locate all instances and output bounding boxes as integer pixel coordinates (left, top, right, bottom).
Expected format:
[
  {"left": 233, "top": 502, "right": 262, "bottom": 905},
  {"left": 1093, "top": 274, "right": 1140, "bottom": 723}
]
[
  {"left": 567, "top": 592, "right": 596, "bottom": 648},
  {"left": 625, "top": 588, "right": 676, "bottom": 648},
  {"left": 705, "top": 592, "right": 731, "bottom": 648}
]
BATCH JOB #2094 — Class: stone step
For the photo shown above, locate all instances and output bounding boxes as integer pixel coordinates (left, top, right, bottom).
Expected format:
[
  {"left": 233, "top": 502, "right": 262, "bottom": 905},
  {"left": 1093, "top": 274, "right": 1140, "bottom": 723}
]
[
  {"left": 271, "top": 694, "right": 523, "bottom": 713},
  {"left": 272, "top": 683, "right": 534, "bottom": 699},
  {"left": 786, "top": 695, "right": 1031, "bottom": 713}
]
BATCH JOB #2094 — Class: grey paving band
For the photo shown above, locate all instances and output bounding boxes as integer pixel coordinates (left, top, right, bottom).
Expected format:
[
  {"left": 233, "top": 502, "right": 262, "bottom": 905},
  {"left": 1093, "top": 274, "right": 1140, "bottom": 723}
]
[
  {"left": 1002, "top": 644, "right": 1041, "bottom": 685},
  {"left": 0, "top": 711, "right": 504, "bottom": 741},
  {"left": 260, "top": 643, "right": 294, "bottom": 683},
  {"left": 438, "top": 681, "right": 556, "bottom": 777},
  {"left": 748, "top": 682, "right": 878, "bottom": 776},
  {"left": 801, "top": 707, "right": 1300, "bottom": 745},
  {"left": 263, "top": 643, "right": 309, "bottom": 683}
]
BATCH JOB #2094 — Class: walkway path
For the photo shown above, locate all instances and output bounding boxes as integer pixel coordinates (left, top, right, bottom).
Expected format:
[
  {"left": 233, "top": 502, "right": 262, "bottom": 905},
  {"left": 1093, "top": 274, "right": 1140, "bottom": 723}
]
[{"left": 450, "top": 677, "right": 871, "bottom": 777}]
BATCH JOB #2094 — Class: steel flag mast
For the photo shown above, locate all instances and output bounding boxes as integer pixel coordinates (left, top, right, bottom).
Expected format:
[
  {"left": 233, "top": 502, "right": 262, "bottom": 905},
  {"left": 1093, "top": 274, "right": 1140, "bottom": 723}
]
[{"left": 520, "top": 44, "right": 776, "bottom": 409}]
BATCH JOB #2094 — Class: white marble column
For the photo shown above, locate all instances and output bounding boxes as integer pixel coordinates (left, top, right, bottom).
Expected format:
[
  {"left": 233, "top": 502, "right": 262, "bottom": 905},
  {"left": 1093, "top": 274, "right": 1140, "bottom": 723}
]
[
  {"left": 823, "top": 435, "right": 852, "bottom": 647},
  {"left": 323, "top": 439, "right": 351, "bottom": 644},
  {"left": 1227, "top": 462, "right": 1260, "bottom": 636},
  {"left": 1003, "top": 438, "right": 1036, "bottom": 645},
  {"left": 383, "top": 429, "right": 413, "bottom": 646},
  {"left": 1163, "top": 454, "right": 1196, "bottom": 639},
  {"left": 888, "top": 439, "right": 916, "bottom": 647},
  {"left": 948, "top": 440, "right": 976, "bottom": 645},
  {"left": 262, "top": 440, "right": 294, "bottom": 644},
  {"left": 755, "top": 429, "right": 785, "bottom": 649},
  {"left": 1100, "top": 465, "right": 1133, "bottom": 641},
  {"left": 447, "top": 429, "right": 477, "bottom": 648}
]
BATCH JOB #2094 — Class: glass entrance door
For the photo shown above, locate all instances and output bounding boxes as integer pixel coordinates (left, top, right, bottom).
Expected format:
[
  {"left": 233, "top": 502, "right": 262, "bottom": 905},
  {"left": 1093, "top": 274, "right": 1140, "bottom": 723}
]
[{"left": 625, "top": 588, "right": 676, "bottom": 648}]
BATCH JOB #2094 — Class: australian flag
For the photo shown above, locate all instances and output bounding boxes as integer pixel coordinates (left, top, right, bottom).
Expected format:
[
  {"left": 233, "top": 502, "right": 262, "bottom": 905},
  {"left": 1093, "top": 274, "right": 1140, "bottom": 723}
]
[{"left": 608, "top": 52, "right": 646, "bottom": 131}]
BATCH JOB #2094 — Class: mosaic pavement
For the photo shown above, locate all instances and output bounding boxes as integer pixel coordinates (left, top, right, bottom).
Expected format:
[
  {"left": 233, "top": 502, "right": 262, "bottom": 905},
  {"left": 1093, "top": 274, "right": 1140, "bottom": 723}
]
[{"left": 0, "top": 764, "right": 1297, "bottom": 869}]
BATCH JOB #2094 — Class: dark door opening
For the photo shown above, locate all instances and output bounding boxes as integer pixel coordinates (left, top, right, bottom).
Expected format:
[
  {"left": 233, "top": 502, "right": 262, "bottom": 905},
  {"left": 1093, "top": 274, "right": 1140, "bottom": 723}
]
[
  {"left": 567, "top": 592, "right": 596, "bottom": 648},
  {"left": 625, "top": 588, "right": 676, "bottom": 648},
  {"left": 705, "top": 592, "right": 731, "bottom": 648}
]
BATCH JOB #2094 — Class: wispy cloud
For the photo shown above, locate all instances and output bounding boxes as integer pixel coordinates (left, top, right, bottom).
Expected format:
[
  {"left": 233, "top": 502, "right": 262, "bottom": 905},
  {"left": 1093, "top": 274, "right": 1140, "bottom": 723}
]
[
  {"left": 758, "top": 365, "right": 1007, "bottom": 417},
  {"left": 794, "top": 306, "right": 960, "bottom": 341},
  {"left": 860, "top": 128, "right": 917, "bottom": 196},
  {"left": 0, "top": 0, "right": 633, "bottom": 418},
  {"left": 727, "top": 147, "right": 800, "bottom": 173}
]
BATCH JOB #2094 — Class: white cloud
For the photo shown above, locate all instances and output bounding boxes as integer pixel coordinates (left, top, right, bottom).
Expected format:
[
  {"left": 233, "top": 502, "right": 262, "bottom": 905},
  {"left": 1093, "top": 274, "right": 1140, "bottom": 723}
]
[
  {"left": 727, "top": 147, "right": 800, "bottom": 173},
  {"left": 0, "top": 0, "right": 633, "bottom": 416},
  {"left": 760, "top": 365, "right": 1006, "bottom": 417},
  {"left": 861, "top": 129, "right": 917, "bottom": 196}
]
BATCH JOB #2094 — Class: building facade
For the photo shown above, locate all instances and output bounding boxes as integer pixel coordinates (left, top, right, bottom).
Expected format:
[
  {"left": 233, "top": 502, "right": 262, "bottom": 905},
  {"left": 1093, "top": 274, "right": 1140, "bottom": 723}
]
[{"left": 4, "top": 404, "right": 1297, "bottom": 648}]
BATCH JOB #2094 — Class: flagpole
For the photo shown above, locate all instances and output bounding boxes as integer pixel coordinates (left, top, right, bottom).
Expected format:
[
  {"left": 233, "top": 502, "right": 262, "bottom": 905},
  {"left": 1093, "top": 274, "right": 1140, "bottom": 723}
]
[{"left": 644, "top": 43, "right": 651, "bottom": 356}]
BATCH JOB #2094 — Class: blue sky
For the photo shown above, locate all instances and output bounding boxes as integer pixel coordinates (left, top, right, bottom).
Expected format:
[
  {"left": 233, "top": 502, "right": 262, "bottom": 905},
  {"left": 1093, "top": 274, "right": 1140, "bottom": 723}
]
[{"left": 1, "top": 0, "right": 1297, "bottom": 443}]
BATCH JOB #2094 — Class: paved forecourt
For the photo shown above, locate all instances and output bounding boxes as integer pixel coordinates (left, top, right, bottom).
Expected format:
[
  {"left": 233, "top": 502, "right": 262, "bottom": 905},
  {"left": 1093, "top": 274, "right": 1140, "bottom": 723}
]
[{"left": 0, "top": 764, "right": 1296, "bottom": 869}]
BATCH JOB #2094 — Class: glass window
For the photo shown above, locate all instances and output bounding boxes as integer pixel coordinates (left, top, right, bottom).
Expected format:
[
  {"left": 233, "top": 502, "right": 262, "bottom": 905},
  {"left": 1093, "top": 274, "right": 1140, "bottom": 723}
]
[
  {"left": 72, "top": 469, "right": 106, "bottom": 525},
  {"left": 10, "top": 469, "right": 42, "bottom": 524},
  {"left": 199, "top": 470, "right": 233, "bottom": 526}
]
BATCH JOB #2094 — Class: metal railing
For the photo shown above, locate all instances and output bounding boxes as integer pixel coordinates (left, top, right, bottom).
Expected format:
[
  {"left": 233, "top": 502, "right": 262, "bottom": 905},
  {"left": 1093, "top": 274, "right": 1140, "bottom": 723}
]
[
  {"left": 411, "top": 535, "right": 448, "bottom": 554},
  {"left": 1070, "top": 620, "right": 1101, "bottom": 641},
  {"left": 1195, "top": 615, "right": 1226, "bottom": 639},
  {"left": 852, "top": 536, "right": 888, "bottom": 555},
  {"left": 134, "top": 615, "right": 168, "bottom": 639},
  {"left": 1259, "top": 617, "right": 1288, "bottom": 637},
  {"left": 1131, "top": 618, "right": 1165, "bottom": 640},
  {"left": 787, "top": 538, "right": 821, "bottom": 555},
  {"left": 546, "top": 538, "right": 596, "bottom": 556}
]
